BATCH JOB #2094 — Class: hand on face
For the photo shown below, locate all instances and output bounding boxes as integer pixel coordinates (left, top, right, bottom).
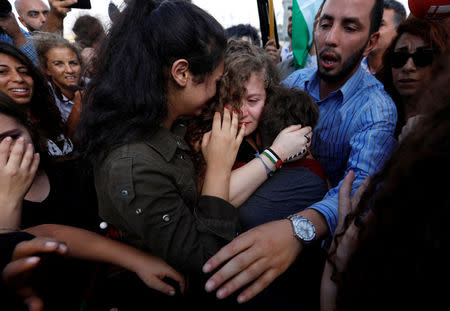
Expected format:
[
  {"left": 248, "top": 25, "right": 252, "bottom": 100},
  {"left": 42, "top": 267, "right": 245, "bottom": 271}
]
[
  {"left": 0, "top": 136, "right": 40, "bottom": 208},
  {"left": 201, "top": 107, "right": 245, "bottom": 171}
]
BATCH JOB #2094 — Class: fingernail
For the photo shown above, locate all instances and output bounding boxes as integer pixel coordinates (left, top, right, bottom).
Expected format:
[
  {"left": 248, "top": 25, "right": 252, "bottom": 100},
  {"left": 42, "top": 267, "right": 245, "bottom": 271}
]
[
  {"left": 205, "top": 280, "right": 215, "bottom": 292},
  {"left": 202, "top": 263, "right": 211, "bottom": 273},
  {"left": 45, "top": 241, "right": 58, "bottom": 248},
  {"left": 169, "top": 290, "right": 176, "bottom": 296},
  {"left": 26, "top": 256, "right": 40, "bottom": 264},
  {"left": 233, "top": 110, "right": 237, "bottom": 114},
  {"left": 4, "top": 136, "right": 12, "bottom": 142},
  {"left": 217, "top": 288, "right": 227, "bottom": 299},
  {"left": 225, "top": 106, "right": 229, "bottom": 110},
  {"left": 58, "top": 243, "right": 68, "bottom": 252},
  {"left": 237, "top": 295, "right": 246, "bottom": 304}
]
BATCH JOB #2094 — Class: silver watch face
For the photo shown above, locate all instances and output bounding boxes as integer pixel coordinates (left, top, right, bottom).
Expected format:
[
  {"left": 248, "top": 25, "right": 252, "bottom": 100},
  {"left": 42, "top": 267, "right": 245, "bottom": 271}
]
[{"left": 291, "top": 216, "right": 315, "bottom": 242}]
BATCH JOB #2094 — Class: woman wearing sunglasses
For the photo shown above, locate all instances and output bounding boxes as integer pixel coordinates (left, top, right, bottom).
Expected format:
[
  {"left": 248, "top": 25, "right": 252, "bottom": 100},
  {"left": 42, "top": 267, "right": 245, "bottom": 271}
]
[{"left": 377, "top": 16, "right": 449, "bottom": 138}]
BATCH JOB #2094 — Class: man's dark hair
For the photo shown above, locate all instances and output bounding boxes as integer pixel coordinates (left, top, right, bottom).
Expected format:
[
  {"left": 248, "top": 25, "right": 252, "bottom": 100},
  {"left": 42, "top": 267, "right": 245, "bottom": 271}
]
[
  {"left": 383, "top": 0, "right": 407, "bottom": 28},
  {"left": 369, "top": 0, "right": 384, "bottom": 35},
  {"left": 226, "top": 24, "right": 261, "bottom": 47}
]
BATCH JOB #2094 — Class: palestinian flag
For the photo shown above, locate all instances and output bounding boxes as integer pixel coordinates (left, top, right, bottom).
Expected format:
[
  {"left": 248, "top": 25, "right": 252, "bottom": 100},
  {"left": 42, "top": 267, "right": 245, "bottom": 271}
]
[{"left": 292, "top": 0, "right": 323, "bottom": 69}]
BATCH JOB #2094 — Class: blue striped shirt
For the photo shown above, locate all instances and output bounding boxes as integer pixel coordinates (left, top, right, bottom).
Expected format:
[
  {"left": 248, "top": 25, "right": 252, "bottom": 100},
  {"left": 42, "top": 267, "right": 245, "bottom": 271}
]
[
  {"left": 282, "top": 65, "right": 397, "bottom": 234},
  {"left": 0, "top": 29, "right": 39, "bottom": 66}
]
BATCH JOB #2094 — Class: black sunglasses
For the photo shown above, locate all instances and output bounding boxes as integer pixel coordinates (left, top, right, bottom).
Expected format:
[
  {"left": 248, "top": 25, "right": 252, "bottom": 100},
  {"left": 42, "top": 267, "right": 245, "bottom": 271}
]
[{"left": 391, "top": 47, "right": 439, "bottom": 69}]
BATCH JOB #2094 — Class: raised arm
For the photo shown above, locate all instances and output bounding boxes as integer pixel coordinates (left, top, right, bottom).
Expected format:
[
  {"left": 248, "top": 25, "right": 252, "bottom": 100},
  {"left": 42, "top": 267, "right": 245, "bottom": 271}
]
[
  {"left": 24, "top": 224, "right": 186, "bottom": 296},
  {"left": 42, "top": 0, "right": 77, "bottom": 34}
]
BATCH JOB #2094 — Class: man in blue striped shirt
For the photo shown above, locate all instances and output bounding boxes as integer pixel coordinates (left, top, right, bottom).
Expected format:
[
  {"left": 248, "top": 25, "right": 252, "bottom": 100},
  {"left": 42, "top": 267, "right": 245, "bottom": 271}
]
[{"left": 202, "top": 0, "right": 397, "bottom": 305}]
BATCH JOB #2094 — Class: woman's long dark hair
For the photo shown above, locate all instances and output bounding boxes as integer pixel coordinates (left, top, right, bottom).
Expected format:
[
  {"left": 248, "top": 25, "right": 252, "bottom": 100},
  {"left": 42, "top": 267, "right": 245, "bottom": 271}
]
[
  {"left": 330, "top": 50, "right": 450, "bottom": 311},
  {"left": 0, "top": 43, "right": 65, "bottom": 144},
  {"left": 76, "top": 0, "right": 227, "bottom": 165}
]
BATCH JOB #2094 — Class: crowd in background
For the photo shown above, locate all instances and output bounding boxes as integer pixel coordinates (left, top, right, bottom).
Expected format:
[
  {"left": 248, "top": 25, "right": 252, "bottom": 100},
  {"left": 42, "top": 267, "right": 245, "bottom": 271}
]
[{"left": 0, "top": 0, "right": 449, "bottom": 310}]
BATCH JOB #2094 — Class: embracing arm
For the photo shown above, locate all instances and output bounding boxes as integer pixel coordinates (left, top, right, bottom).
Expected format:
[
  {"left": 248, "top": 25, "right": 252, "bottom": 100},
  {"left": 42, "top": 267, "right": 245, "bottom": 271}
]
[
  {"left": 229, "top": 125, "right": 312, "bottom": 207},
  {"left": 24, "top": 224, "right": 185, "bottom": 295}
]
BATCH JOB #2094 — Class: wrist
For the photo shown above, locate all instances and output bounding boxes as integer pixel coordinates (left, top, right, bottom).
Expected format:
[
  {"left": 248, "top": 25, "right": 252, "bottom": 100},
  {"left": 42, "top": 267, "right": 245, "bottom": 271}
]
[
  {"left": 268, "top": 145, "right": 284, "bottom": 162},
  {"left": 262, "top": 148, "right": 283, "bottom": 169},
  {"left": 255, "top": 152, "right": 276, "bottom": 178}
]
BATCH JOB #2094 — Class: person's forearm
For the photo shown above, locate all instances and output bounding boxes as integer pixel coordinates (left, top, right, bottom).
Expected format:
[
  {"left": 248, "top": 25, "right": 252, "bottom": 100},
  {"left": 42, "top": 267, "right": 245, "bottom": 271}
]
[
  {"left": 229, "top": 155, "right": 274, "bottom": 207},
  {"left": 24, "top": 224, "right": 149, "bottom": 272},
  {"left": 320, "top": 260, "right": 338, "bottom": 311},
  {"left": 202, "top": 164, "right": 231, "bottom": 201},
  {"left": 42, "top": 11, "right": 64, "bottom": 34},
  {"left": 297, "top": 208, "right": 330, "bottom": 239},
  {"left": 10, "top": 32, "right": 27, "bottom": 48},
  {"left": 0, "top": 201, "right": 22, "bottom": 229}
]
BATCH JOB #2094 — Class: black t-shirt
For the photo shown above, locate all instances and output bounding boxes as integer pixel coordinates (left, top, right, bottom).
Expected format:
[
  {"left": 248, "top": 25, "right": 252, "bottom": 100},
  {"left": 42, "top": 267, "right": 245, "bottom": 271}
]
[{"left": 21, "top": 159, "right": 101, "bottom": 232}]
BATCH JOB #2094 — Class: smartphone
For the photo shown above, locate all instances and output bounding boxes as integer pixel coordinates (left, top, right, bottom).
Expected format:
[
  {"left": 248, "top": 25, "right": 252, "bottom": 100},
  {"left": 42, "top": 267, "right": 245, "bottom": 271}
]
[{"left": 68, "top": 0, "right": 92, "bottom": 9}]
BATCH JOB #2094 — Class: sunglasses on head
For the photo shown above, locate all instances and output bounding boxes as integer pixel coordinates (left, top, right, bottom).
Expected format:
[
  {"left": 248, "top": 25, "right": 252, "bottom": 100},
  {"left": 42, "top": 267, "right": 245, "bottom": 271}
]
[{"left": 391, "top": 47, "right": 439, "bottom": 69}]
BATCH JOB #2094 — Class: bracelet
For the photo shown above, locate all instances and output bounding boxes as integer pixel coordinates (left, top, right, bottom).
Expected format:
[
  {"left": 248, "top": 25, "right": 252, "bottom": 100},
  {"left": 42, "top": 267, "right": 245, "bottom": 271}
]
[
  {"left": 262, "top": 148, "right": 283, "bottom": 169},
  {"left": 255, "top": 152, "right": 274, "bottom": 177}
]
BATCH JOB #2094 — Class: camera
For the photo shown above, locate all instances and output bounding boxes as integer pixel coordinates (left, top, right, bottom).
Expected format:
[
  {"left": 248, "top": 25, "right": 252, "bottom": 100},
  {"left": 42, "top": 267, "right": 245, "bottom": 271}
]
[{"left": 0, "top": 0, "right": 12, "bottom": 18}]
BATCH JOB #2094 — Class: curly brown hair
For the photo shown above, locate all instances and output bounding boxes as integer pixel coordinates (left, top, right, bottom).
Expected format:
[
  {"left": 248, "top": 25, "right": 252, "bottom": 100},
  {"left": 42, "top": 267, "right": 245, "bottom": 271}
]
[{"left": 186, "top": 39, "right": 279, "bottom": 190}]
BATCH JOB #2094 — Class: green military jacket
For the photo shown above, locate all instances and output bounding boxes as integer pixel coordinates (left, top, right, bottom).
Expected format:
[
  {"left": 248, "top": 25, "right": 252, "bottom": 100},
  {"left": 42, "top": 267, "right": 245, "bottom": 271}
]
[{"left": 94, "top": 123, "right": 240, "bottom": 273}]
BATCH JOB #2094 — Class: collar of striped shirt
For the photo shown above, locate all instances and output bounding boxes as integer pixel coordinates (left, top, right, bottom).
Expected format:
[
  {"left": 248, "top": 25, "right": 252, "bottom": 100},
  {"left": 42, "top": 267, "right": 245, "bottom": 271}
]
[{"left": 300, "top": 64, "right": 380, "bottom": 105}]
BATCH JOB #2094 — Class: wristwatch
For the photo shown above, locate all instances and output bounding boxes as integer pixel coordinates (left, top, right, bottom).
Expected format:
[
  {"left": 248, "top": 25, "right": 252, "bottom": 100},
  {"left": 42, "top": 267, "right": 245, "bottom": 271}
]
[{"left": 287, "top": 215, "right": 316, "bottom": 244}]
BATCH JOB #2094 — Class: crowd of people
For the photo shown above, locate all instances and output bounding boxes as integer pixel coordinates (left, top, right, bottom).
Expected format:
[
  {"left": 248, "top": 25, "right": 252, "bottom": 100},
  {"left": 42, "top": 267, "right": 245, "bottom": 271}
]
[{"left": 0, "top": 0, "right": 448, "bottom": 310}]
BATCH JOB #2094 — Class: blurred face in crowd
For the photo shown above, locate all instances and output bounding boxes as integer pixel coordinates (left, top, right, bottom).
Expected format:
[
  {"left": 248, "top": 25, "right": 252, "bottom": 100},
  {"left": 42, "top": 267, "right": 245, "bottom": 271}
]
[
  {"left": 15, "top": 0, "right": 49, "bottom": 32},
  {"left": 373, "top": 9, "right": 398, "bottom": 55},
  {"left": 391, "top": 33, "right": 434, "bottom": 99},
  {"left": 315, "top": 0, "right": 377, "bottom": 85},
  {"left": 0, "top": 113, "right": 33, "bottom": 152},
  {"left": 44, "top": 47, "right": 81, "bottom": 92},
  {"left": 238, "top": 72, "right": 266, "bottom": 137},
  {"left": 0, "top": 53, "right": 34, "bottom": 105},
  {"left": 287, "top": 14, "right": 292, "bottom": 38}
]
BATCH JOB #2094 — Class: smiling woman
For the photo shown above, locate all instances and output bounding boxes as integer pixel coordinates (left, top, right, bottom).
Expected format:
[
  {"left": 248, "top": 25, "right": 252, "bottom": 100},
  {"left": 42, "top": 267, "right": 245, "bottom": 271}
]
[{"left": 0, "top": 42, "right": 71, "bottom": 157}]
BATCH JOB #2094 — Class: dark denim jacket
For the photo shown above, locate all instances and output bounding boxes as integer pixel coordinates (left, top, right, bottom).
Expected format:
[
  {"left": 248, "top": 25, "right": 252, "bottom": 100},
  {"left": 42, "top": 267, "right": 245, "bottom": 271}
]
[{"left": 94, "top": 123, "right": 239, "bottom": 274}]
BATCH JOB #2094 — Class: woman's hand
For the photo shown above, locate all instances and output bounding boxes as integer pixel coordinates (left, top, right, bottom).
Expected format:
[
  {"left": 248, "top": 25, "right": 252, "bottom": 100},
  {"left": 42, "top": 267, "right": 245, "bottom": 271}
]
[
  {"left": 2, "top": 237, "right": 69, "bottom": 311},
  {"left": 133, "top": 253, "right": 186, "bottom": 296},
  {"left": 201, "top": 108, "right": 245, "bottom": 200},
  {"left": 0, "top": 137, "right": 39, "bottom": 226},
  {"left": 201, "top": 108, "right": 245, "bottom": 170},
  {"left": 269, "top": 125, "right": 312, "bottom": 162}
]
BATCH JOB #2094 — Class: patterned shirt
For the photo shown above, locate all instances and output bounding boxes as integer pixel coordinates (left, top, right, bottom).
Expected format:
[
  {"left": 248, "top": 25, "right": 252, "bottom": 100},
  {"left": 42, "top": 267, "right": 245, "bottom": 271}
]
[
  {"left": 282, "top": 65, "right": 397, "bottom": 234},
  {"left": 0, "top": 29, "right": 38, "bottom": 66}
]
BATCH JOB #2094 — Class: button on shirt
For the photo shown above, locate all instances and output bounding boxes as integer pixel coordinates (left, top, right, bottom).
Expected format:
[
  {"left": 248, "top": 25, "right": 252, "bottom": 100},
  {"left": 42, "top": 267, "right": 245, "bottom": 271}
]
[
  {"left": 282, "top": 66, "right": 397, "bottom": 234},
  {"left": 94, "top": 122, "right": 239, "bottom": 273}
]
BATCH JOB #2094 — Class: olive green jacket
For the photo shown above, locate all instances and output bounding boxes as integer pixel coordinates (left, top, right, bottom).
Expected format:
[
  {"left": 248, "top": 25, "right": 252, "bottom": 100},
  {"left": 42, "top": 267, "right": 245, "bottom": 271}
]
[{"left": 94, "top": 124, "right": 239, "bottom": 273}]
